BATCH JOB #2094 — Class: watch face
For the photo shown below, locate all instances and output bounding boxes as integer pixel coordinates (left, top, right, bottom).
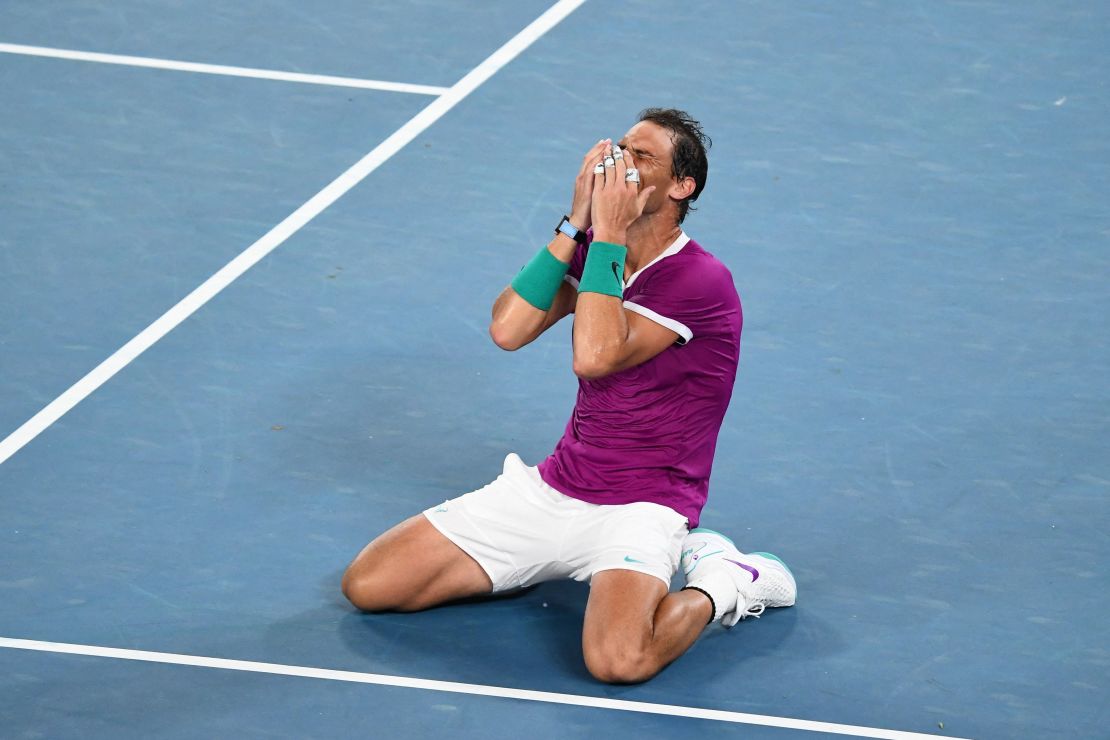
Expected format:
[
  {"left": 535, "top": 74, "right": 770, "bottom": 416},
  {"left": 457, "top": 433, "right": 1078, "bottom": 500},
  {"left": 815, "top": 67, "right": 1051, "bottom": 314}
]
[{"left": 557, "top": 217, "right": 583, "bottom": 242}]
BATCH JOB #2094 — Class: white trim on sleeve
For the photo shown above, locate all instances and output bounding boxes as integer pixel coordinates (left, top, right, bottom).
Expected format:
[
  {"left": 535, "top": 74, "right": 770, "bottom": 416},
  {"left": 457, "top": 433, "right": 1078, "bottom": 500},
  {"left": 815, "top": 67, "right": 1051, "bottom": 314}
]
[
  {"left": 623, "top": 301, "right": 693, "bottom": 344},
  {"left": 563, "top": 274, "right": 580, "bottom": 289}
]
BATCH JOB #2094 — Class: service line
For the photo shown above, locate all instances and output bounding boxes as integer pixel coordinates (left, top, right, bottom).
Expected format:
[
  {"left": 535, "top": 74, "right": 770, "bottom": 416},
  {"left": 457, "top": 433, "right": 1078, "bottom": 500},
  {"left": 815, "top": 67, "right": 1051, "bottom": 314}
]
[{"left": 0, "top": 42, "right": 448, "bottom": 95}]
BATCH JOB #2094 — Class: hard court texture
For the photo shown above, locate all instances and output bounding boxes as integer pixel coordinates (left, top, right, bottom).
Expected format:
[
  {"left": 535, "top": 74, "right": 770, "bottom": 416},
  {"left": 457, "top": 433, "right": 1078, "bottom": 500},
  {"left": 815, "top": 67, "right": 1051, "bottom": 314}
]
[{"left": 1, "top": 1, "right": 1107, "bottom": 738}]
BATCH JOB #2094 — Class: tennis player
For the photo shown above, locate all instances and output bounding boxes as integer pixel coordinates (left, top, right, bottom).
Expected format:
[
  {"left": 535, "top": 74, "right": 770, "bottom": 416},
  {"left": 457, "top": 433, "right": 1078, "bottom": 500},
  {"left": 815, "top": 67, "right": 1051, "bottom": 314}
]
[{"left": 342, "top": 108, "right": 796, "bottom": 683}]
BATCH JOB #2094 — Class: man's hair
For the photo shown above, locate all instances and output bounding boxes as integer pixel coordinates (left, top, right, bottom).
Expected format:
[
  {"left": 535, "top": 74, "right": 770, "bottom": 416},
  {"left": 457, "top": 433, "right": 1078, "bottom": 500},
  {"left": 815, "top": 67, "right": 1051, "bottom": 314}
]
[{"left": 637, "top": 108, "right": 711, "bottom": 224}]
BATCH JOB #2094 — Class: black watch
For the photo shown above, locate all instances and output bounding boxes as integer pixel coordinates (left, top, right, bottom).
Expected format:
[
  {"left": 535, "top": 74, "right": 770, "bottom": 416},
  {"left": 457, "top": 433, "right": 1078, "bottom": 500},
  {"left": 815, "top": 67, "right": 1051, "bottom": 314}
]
[{"left": 555, "top": 215, "right": 587, "bottom": 245}]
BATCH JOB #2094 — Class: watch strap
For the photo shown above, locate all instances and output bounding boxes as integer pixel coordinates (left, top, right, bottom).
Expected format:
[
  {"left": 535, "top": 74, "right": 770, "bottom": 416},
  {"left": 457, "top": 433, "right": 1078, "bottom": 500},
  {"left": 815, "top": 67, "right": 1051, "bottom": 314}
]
[{"left": 555, "top": 215, "right": 587, "bottom": 245}]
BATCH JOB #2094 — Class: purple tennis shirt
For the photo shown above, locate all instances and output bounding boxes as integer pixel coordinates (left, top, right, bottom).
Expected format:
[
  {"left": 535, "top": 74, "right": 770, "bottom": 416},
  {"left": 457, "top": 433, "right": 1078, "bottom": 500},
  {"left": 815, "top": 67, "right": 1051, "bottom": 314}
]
[{"left": 537, "top": 232, "right": 742, "bottom": 528}]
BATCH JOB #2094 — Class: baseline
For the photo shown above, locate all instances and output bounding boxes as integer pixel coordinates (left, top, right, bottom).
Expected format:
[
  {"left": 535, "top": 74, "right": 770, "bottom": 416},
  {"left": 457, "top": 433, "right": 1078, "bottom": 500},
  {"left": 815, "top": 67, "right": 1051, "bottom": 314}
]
[
  {"left": 0, "top": 0, "right": 588, "bottom": 467},
  {"left": 0, "top": 42, "right": 448, "bottom": 95},
  {"left": 0, "top": 637, "right": 968, "bottom": 740}
]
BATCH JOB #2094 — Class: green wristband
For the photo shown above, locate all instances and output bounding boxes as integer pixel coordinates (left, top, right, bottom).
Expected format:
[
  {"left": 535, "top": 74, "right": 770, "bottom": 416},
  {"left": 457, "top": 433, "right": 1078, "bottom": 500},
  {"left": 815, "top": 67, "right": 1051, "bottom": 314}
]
[
  {"left": 577, "top": 241, "right": 627, "bottom": 298},
  {"left": 511, "top": 245, "right": 570, "bottom": 311}
]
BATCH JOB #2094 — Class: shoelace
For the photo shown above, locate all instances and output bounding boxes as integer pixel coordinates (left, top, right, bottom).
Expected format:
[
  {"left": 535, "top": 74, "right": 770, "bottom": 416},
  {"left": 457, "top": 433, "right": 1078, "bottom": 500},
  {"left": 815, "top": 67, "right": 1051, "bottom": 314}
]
[
  {"left": 723, "top": 598, "right": 765, "bottom": 628},
  {"left": 739, "top": 600, "right": 765, "bottom": 620}
]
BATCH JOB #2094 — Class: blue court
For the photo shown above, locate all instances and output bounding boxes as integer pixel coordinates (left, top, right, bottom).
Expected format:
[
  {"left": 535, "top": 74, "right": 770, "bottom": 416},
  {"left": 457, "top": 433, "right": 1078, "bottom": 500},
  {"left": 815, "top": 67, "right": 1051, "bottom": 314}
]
[{"left": 1, "top": 1, "right": 1107, "bottom": 738}]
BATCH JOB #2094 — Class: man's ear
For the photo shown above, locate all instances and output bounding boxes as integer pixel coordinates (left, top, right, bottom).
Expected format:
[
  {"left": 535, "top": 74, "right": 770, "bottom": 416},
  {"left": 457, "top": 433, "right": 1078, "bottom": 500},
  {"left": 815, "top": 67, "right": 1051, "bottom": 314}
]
[{"left": 669, "top": 176, "right": 697, "bottom": 201}]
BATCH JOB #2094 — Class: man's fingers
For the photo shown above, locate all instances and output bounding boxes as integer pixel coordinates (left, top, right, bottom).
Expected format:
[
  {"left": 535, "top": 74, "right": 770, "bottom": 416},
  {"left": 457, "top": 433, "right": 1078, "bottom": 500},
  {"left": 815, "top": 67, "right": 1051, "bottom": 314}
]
[
  {"left": 636, "top": 185, "right": 656, "bottom": 212},
  {"left": 583, "top": 139, "right": 607, "bottom": 162},
  {"left": 593, "top": 151, "right": 607, "bottom": 188},
  {"left": 605, "top": 142, "right": 618, "bottom": 187},
  {"left": 621, "top": 147, "right": 636, "bottom": 169},
  {"left": 620, "top": 148, "right": 639, "bottom": 191},
  {"left": 582, "top": 139, "right": 610, "bottom": 173},
  {"left": 613, "top": 144, "right": 628, "bottom": 184}
]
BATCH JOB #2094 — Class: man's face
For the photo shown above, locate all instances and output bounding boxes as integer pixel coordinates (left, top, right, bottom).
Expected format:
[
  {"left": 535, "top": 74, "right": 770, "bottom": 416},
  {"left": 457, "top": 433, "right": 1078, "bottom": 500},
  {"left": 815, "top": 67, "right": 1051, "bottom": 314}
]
[{"left": 617, "top": 121, "right": 678, "bottom": 216}]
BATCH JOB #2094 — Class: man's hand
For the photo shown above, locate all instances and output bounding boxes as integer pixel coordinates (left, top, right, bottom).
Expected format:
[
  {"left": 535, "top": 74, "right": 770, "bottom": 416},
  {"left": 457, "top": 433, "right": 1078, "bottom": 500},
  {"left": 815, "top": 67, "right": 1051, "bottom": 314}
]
[
  {"left": 590, "top": 145, "right": 656, "bottom": 245},
  {"left": 569, "top": 139, "right": 615, "bottom": 232}
]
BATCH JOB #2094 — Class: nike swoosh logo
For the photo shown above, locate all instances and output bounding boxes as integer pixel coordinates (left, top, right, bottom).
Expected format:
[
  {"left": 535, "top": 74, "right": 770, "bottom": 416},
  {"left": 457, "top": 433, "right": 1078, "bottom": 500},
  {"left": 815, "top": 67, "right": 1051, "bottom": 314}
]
[
  {"left": 724, "top": 559, "right": 759, "bottom": 581},
  {"left": 623, "top": 555, "right": 646, "bottom": 564}
]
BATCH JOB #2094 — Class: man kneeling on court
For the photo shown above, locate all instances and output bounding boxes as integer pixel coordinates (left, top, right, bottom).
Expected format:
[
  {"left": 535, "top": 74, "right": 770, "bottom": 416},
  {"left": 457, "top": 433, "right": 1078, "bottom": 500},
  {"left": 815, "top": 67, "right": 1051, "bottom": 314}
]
[{"left": 342, "top": 108, "right": 796, "bottom": 683}]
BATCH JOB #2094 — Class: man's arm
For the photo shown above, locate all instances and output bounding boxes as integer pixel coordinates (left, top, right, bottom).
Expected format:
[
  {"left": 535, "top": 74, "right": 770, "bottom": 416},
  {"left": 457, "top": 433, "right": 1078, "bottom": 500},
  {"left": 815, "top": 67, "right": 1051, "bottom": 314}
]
[
  {"left": 572, "top": 145, "right": 678, "bottom": 379},
  {"left": 488, "top": 138, "right": 613, "bottom": 351},
  {"left": 489, "top": 234, "right": 578, "bottom": 351},
  {"left": 572, "top": 292, "right": 679, "bottom": 378}
]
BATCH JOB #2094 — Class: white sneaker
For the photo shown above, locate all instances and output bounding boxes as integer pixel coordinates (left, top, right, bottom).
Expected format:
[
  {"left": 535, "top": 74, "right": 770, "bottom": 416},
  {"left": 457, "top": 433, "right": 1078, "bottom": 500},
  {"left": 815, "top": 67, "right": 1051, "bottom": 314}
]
[{"left": 681, "top": 528, "right": 797, "bottom": 627}]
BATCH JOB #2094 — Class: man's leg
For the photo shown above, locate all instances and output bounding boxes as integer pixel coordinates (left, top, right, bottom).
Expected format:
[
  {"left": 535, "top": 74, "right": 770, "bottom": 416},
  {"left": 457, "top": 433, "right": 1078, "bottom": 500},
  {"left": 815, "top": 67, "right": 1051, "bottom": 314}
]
[
  {"left": 581, "top": 569, "right": 712, "bottom": 684},
  {"left": 341, "top": 514, "right": 493, "bottom": 612}
]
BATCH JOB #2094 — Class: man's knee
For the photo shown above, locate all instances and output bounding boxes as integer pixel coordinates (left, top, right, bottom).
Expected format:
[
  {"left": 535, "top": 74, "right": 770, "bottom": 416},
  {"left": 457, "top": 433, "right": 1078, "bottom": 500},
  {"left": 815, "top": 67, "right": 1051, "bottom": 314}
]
[
  {"left": 341, "top": 515, "right": 494, "bottom": 613},
  {"left": 583, "top": 637, "right": 656, "bottom": 684},
  {"left": 341, "top": 517, "right": 430, "bottom": 612},
  {"left": 341, "top": 546, "right": 424, "bottom": 612},
  {"left": 341, "top": 561, "right": 398, "bottom": 612}
]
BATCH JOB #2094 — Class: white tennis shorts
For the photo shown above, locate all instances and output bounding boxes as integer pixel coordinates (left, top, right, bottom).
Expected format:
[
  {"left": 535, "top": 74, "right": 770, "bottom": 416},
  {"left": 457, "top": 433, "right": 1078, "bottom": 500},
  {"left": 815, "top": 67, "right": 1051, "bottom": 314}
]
[{"left": 423, "top": 453, "right": 688, "bottom": 591}]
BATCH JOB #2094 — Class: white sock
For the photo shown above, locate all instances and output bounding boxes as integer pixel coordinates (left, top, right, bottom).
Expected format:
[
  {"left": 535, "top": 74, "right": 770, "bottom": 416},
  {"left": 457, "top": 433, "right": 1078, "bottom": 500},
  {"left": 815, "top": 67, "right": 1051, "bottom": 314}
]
[{"left": 685, "top": 569, "right": 739, "bottom": 623}]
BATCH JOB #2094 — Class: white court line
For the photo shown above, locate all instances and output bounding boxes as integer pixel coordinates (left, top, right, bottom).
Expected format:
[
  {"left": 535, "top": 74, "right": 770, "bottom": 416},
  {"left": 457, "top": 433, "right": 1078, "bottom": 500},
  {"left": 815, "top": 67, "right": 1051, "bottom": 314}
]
[
  {"left": 0, "top": 637, "right": 969, "bottom": 740},
  {"left": 0, "top": 42, "right": 449, "bottom": 95},
  {"left": 0, "top": 0, "right": 587, "bottom": 467}
]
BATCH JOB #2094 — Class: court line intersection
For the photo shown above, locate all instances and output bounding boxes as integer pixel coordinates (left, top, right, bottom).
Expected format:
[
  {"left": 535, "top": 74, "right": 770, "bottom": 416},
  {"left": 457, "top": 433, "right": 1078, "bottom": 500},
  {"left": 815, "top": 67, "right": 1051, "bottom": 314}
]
[{"left": 0, "top": 0, "right": 589, "bottom": 467}]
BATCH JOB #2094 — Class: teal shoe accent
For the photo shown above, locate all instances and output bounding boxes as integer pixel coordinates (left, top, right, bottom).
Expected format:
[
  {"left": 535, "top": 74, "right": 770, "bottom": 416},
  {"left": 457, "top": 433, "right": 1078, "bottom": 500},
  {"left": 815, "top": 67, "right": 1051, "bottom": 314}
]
[
  {"left": 688, "top": 527, "right": 735, "bottom": 547},
  {"left": 751, "top": 551, "right": 793, "bottom": 576}
]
